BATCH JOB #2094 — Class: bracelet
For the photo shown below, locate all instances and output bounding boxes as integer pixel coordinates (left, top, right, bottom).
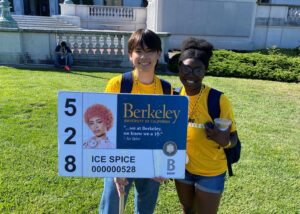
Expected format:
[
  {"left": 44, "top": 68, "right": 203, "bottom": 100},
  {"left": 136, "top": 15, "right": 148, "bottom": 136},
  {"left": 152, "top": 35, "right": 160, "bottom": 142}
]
[{"left": 223, "top": 141, "right": 231, "bottom": 149}]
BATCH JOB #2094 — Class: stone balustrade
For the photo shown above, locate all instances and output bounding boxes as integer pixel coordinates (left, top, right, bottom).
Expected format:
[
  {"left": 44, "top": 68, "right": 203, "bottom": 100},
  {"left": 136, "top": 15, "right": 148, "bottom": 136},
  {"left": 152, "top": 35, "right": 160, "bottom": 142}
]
[
  {"left": 56, "top": 30, "right": 170, "bottom": 67},
  {"left": 60, "top": 4, "right": 146, "bottom": 30},
  {"left": 0, "top": 28, "right": 170, "bottom": 69},
  {"left": 57, "top": 32, "right": 127, "bottom": 58},
  {"left": 56, "top": 31, "right": 129, "bottom": 67},
  {"left": 89, "top": 6, "right": 134, "bottom": 20}
]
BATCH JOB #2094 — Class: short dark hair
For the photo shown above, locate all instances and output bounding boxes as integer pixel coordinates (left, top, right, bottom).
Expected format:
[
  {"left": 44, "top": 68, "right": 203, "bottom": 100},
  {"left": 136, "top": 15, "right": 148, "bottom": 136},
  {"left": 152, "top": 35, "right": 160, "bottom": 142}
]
[
  {"left": 178, "top": 37, "right": 213, "bottom": 69},
  {"left": 61, "top": 41, "right": 67, "bottom": 47},
  {"left": 128, "top": 29, "right": 162, "bottom": 54}
]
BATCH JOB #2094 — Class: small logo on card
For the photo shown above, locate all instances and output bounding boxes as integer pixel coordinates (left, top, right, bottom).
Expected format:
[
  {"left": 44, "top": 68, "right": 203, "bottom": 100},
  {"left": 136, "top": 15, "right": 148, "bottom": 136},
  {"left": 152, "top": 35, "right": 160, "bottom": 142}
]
[{"left": 163, "top": 141, "right": 177, "bottom": 156}]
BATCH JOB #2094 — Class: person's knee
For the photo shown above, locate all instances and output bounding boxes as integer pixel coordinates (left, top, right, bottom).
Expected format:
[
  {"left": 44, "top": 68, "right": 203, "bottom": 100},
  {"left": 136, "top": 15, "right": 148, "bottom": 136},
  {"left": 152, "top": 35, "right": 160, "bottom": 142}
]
[
  {"left": 67, "top": 55, "right": 74, "bottom": 66},
  {"left": 54, "top": 57, "right": 60, "bottom": 67},
  {"left": 100, "top": 179, "right": 120, "bottom": 214},
  {"left": 182, "top": 205, "right": 194, "bottom": 214}
]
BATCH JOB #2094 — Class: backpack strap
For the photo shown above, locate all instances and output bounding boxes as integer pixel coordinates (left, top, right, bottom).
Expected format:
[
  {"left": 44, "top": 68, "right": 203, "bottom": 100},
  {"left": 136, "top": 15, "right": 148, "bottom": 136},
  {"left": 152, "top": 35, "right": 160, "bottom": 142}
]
[
  {"left": 160, "top": 79, "right": 172, "bottom": 95},
  {"left": 207, "top": 88, "right": 223, "bottom": 121},
  {"left": 120, "top": 71, "right": 134, "bottom": 93},
  {"left": 208, "top": 88, "right": 233, "bottom": 176},
  {"left": 120, "top": 71, "right": 171, "bottom": 95},
  {"left": 208, "top": 88, "right": 240, "bottom": 176}
]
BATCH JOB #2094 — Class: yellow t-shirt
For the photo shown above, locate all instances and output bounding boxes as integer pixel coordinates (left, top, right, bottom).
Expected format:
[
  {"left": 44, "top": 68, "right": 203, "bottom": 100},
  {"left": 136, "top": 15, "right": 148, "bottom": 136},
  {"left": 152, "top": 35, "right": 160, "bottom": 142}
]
[
  {"left": 180, "top": 85, "right": 237, "bottom": 176},
  {"left": 105, "top": 70, "right": 168, "bottom": 95}
]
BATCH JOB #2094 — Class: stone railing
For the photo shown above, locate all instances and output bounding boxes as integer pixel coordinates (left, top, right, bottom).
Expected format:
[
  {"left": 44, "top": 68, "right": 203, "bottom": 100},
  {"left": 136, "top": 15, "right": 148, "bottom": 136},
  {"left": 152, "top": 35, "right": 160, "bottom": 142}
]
[
  {"left": 56, "top": 31, "right": 130, "bottom": 67},
  {"left": 56, "top": 30, "right": 170, "bottom": 66},
  {"left": 0, "top": 28, "right": 170, "bottom": 69},
  {"left": 89, "top": 6, "right": 134, "bottom": 20},
  {"left": 60, "top": 4, "right": 146, "bottom": 30}
]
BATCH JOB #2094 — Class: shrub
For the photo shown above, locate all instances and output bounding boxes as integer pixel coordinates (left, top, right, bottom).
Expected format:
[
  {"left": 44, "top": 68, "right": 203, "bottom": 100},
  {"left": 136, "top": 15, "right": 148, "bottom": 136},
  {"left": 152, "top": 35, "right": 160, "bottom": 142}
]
[
  {"left": 168, "top": 49, "right": 300, "bottom": 82},
  {"left": 167, "top": 53, "right": 180, "bottom": 73}
]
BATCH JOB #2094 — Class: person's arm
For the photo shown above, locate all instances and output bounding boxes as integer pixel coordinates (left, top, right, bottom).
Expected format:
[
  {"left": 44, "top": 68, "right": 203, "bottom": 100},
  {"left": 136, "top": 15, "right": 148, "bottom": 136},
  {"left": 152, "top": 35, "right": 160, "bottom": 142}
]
[
  {"left": 55, "top": 45, "right": 61, "bottom": 55},
  {"left": 114, "top": 177, "right": 128, "bottom": 197},
  {"left": 204, "top": 126, "right": 237, "bottom": 148},
  {"left": 61, "top": 47, "right": 67, "bottom": 57},
  {"left": 152, "top": 177, "right": 167, "bottom": 183},
  {"left": 66, "top": 46, "right": 72, "bottom": 54},
  {"left": 204, "top": 94, "right": 238, "bottom": 148},
  {"left": 227, "top": 131, "right": 238, "bottom": 148}
]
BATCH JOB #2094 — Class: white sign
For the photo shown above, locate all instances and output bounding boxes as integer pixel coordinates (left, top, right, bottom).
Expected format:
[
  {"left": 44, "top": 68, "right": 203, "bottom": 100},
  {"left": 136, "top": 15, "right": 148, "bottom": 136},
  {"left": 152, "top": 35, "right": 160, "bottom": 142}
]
[{"left": 58, "top": 92, "right": 188, "bottom": 178}]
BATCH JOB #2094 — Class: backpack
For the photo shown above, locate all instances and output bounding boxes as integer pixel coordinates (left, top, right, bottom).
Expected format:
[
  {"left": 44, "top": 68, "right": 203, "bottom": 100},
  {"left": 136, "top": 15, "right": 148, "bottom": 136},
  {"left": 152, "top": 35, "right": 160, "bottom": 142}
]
[
  {"left": 120, "top": 71, "right": 172, "bottom": 95},
  {"left": 174, "top": 87, "right": 241, "bottom": 176}
]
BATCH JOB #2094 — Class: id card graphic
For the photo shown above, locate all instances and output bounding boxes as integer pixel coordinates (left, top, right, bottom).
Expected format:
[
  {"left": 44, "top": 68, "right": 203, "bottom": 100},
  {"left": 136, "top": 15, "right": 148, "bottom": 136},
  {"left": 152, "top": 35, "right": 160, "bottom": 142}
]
[{"left": 58, "top": 92, "right": 188, "bottom": 178}]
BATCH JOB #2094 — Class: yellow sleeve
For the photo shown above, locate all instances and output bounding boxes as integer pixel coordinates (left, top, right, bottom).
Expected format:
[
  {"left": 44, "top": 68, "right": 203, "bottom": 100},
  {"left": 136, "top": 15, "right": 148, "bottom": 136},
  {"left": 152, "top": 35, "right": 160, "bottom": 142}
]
[
  {"left": 105, "top": 75, "right": 122, "bottom": 93},
  {"left": 219, "top": 94, "right": 237, "bottom": 132}
]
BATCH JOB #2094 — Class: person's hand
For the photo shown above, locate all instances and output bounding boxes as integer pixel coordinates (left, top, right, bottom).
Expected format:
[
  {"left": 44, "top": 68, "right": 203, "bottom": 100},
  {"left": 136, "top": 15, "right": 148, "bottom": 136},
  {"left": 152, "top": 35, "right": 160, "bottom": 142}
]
[
  {"left": 152, "top": 177, "right": 167, "bottom": 184},
  {"left": 114, "top": 177, "right": 128, "bottom": 197},
  {"left": 204, "top": 122, "right": 231, "bottom": 147}
]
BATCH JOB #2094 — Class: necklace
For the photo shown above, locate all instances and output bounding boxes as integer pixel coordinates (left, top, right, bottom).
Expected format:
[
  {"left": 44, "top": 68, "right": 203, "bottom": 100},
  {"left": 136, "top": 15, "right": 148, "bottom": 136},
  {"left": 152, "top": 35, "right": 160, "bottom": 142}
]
[
  {"left": 187, "top": 85, "right": 205, "bottom": 123},
  {"left": 134, "top": 72, "right": 157, "bottom": 94},
  {"left": 88, "top": 136, "right": 109, "bottom": 148}
]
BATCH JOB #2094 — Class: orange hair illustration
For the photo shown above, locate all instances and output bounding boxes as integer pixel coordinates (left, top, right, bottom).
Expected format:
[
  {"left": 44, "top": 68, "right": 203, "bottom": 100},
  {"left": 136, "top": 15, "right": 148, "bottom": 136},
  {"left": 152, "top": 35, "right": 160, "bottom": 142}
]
[{"left": 84, "top": 104, "right": 113, "bottom": 131}]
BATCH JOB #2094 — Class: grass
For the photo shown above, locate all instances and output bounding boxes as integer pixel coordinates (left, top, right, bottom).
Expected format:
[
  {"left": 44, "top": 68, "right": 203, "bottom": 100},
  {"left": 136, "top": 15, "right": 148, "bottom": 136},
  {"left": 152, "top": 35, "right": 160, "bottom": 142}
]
[{"left": 0, "top": 66, "right": 299, "bottom": 213}]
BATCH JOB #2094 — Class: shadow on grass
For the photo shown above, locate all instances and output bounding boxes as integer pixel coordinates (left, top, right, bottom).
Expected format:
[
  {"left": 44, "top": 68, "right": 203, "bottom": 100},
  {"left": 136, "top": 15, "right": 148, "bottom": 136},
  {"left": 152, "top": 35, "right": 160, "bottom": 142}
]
[
  {"left": 11, "top": 66, "right": 122, "bottom": 80},
  {"left": 67, "top": 70, "right": 111, "bottom": 80},
  {"left": 6, "top": 64, "right": 178, "bottom": 79}
]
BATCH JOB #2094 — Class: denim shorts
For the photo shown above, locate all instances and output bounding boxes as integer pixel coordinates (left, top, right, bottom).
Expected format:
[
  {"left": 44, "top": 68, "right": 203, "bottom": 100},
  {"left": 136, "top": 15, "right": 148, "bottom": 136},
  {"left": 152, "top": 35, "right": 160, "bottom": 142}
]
[{"left": 177, "top": 170, "right": 226, "bottom": 194}]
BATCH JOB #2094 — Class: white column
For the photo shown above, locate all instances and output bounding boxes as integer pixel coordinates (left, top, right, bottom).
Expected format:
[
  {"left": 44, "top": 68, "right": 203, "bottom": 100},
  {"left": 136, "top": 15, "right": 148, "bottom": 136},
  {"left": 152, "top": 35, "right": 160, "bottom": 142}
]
[
  {"left": 13, "top": 0, "right": 24, "bottom": 15},
  {"left": 49, "top": 0, "right": 58, "bottom": 15},
  {"left": 147, "top": 0, "right": 175, "bottom": 32},
  {"left": 60, "top": 3, "right": 76, "bottom": 16},
  {"left": 146, "top": 0, "right": 159, "bottom": 31}
]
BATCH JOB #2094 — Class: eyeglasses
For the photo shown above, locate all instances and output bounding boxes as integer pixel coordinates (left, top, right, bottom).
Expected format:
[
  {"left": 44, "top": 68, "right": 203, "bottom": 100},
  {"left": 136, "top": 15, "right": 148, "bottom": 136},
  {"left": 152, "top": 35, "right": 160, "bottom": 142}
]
[{"left": 179, "top": 64, "right": 206, "bottom": 77}]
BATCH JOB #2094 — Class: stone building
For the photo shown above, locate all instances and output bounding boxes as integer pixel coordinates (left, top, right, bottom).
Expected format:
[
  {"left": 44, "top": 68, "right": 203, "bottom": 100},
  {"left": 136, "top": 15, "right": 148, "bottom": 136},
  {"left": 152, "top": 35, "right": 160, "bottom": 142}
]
[
  {"left": 1, "top": 0, "right": 300, "bottom": 67},
  {"left": 9, "top": 0, "right": 145, "bottom": 16}
]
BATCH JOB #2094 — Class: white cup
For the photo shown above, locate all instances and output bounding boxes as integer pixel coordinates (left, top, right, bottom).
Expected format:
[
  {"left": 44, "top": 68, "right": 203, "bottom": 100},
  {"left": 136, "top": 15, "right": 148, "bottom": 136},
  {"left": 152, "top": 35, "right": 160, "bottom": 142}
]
[{"left": 214, "top": 118, "right": 232, "bottom": 131}]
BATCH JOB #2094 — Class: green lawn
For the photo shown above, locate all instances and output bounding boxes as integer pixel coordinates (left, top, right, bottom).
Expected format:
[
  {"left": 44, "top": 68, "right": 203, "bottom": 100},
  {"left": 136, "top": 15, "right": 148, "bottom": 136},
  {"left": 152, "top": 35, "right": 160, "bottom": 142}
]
[{"left": 0, "top": 66, "right": 299, "bottom": 213}]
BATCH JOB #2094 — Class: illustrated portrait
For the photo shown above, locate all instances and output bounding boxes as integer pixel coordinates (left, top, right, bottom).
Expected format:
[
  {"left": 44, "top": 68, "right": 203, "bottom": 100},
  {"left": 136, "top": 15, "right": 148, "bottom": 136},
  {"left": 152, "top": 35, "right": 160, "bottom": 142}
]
[{"left": 83, "top": 104, "right": 116, "bottom": 149}]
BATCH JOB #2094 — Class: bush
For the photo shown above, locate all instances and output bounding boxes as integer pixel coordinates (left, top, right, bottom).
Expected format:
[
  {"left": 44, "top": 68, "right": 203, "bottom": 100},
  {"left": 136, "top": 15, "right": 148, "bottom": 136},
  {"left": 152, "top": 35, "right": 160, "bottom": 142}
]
[
  {"left": 167, "top": 49, "right": 300, "bottom": 82},
  {"left": 167, "top": 53, "right": 180, "bottom": 73}
]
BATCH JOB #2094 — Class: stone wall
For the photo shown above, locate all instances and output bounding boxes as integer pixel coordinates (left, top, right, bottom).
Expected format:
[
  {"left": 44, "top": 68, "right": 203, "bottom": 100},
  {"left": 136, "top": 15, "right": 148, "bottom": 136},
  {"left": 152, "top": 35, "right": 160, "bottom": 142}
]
[
  {"left": 254, "top": 4, "right": 300, "bottom": 49},
  {"left": 146, "top": 0, "right": 256, "bottom": 50},
  {"left": 0, "top": 28, "right": 170, "bottom": 68},
  {"left": 147, "top": 0, "right": 300, "bottom": 50}
]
